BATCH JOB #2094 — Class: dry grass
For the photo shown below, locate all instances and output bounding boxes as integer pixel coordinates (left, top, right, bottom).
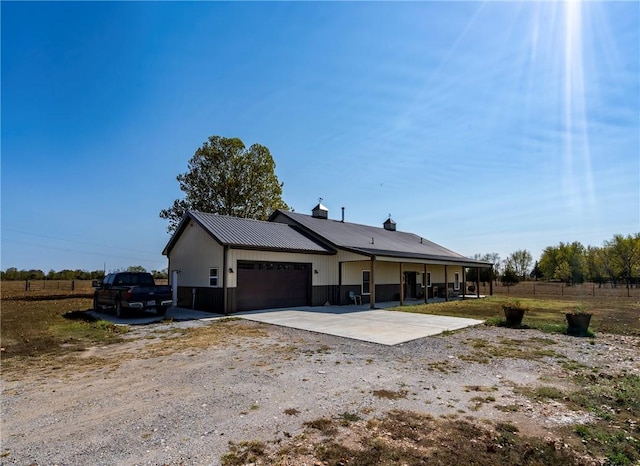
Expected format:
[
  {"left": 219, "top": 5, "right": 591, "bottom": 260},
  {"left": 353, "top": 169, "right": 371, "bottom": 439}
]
[
  {"left": 233, "top": 410, "right": 582, "bottom": 465},
  {"left": 396, "top": 295, "right": 640, "bottom": 336}
]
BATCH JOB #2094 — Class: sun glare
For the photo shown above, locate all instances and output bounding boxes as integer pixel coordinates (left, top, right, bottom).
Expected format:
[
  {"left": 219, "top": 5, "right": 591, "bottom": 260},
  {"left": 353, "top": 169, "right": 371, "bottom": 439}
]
[{"left": 562, "top": 0, "right": 595, "bottom": 212}]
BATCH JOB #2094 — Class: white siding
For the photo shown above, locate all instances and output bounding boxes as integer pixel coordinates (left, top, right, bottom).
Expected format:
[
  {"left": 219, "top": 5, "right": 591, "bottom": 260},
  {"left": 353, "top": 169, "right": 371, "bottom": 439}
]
[{"left": 169, "top": 221, "right": 224, "bottom": 288}]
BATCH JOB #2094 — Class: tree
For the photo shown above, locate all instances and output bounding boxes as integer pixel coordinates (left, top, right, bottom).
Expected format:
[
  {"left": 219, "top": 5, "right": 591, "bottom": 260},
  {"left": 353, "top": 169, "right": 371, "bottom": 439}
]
[
  {"left": 605, "top": 233, "right": 640, "bottom": 293},
  {"left": 501, "top": 266, "right": 519, "bottom": 287},
  {"left": 506, "top": 250, "right": 532, "bottom": 281},
  {"left": 126, "top": 265, "right": 147, "bottom": 273},
  {"left": 160, "top": 135, "right": 289, "bottom": 232},
  {"left": 539, "top": 242, "right": 586, "bottom": 284}
]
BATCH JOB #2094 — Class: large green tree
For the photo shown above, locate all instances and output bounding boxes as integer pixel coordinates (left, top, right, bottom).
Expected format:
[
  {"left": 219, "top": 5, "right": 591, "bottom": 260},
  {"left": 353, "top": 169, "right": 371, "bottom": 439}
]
[
  {"left": 539, "top": 242, "right": 586, "bottom": 284},
  {"left": 604, "top": 233, "right": 640, "bottom": 292},
  {"left": 160, "top": 136, "right": 289, "bottom": 232}
]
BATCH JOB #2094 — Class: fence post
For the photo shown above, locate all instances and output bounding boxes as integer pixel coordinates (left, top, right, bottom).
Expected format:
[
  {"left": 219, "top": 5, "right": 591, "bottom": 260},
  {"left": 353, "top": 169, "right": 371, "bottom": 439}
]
[
  {"left": 25, "top": 279, "right": 29, "bottom": 291},
  {"left": 71, "top": 280, "right": 75, "bottom": 291},
  {"left": 561, "top": 283, "right": 564, "bottom": 296}
]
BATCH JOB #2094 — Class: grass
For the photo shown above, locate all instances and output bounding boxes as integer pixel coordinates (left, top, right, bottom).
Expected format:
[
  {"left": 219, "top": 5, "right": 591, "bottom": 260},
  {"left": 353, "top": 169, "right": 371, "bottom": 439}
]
[
  {"left": 1, "top": 295, "right": 127, "bottom": 361},
  {"left": 392, "top": 295, "right": 640, "bottom": 336}
]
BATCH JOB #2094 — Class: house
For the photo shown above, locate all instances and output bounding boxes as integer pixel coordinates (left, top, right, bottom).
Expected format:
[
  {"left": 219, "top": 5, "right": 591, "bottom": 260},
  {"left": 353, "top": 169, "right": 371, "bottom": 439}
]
[{"left": 162, "top": 204, "right": 493, "bottom": 313}]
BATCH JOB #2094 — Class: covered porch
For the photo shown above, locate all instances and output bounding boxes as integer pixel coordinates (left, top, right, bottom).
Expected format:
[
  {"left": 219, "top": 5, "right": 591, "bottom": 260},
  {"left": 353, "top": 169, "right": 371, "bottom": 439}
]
[{"left": 337, "top": 255, "right": 493, "bottom": 309}]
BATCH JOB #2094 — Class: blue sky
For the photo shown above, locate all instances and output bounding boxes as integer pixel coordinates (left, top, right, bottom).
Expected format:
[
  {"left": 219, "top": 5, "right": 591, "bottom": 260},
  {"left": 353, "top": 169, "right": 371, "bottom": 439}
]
[{"left": 2, "top": 1, "right": 638, "bottom": 273}]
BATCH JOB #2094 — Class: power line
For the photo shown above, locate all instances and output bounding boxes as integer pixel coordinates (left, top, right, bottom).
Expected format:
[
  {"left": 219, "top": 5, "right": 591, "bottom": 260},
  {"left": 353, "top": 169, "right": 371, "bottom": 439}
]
[
  {"left": 1, "top": 226, "right": 165, "bottom": 256},
  {"left": 2, "top": 238, "right": 164, "bottom": 264}
]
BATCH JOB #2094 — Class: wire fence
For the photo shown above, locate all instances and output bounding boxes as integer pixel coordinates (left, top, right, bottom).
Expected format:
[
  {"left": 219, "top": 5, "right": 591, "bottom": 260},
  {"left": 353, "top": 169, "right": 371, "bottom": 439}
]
[
  {"left": 1, "top": 279, "right": 169, "bottom": 298},
  {"left": 478, "top": 281, "right": 638, "bottom": 298}
]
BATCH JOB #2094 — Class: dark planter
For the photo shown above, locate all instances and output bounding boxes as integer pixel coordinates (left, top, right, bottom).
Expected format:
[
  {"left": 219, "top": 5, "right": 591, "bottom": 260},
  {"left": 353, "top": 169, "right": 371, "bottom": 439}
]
[
  {"left": 503, "top": 307, "right": 525, "bottom": 327},
  {"left": 566, "top": 313, "right": 592, "bottom": 337}
]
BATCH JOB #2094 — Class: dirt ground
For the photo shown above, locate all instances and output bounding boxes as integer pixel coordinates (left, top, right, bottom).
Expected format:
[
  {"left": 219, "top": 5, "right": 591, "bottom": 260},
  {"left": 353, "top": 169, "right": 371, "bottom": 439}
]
[{"left": 1, "top": 318, "right": 639, "bottom": 465}]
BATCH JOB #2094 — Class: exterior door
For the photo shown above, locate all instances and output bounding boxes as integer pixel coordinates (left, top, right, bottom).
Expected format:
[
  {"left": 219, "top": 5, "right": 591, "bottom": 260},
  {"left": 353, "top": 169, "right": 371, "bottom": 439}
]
[{"left": 404, "top": 272, "right": 417, "bottom": 299}]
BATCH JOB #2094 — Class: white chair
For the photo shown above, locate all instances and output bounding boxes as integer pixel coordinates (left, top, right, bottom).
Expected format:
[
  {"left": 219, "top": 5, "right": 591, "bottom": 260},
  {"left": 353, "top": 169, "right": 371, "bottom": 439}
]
[{"left": 348, "top": 290, "right": 362, "bottom": 305}]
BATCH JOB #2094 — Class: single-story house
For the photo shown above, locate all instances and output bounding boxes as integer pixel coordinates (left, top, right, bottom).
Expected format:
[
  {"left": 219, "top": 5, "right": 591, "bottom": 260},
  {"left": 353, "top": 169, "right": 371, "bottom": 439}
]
[{"left": 162, "top": 204, "right": 493, "bottom": 313}]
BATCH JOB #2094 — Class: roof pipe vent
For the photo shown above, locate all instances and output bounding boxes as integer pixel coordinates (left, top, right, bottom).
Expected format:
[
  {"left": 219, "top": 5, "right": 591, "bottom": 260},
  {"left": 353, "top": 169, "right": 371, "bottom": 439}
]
[
  {"left": 312, "top": 199, "right": 328, "bottom": 219},
  {"left": 383, "top": 215, "right": 396, "bottom": 231},
  {"left": 341, "top": 207, "right": 345, "bottom": 223}
]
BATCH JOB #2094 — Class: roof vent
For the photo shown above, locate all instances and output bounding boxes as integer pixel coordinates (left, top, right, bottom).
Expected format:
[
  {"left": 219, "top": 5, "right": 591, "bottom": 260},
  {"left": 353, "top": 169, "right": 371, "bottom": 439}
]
[
  {"left": 383, "top": 216, "right": 396, "bottom": 231},
  {"left": 312, "top": 201, "right": 328, "bottom": 219}
]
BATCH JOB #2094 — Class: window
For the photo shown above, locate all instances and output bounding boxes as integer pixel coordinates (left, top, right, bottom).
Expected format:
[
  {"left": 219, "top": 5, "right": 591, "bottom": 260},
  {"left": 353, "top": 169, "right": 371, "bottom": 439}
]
[
  {"left": 362, "top": 270, "right": 371, "bottom": 295},
  {"left": 427, "top": 272, "right": 431, "bottom": 287},
  {"left": 209, "top": 268, "right": 218, "bottom": 287},
  {"left": 454, "top": 272, "right": 460, "bottom": 291}
]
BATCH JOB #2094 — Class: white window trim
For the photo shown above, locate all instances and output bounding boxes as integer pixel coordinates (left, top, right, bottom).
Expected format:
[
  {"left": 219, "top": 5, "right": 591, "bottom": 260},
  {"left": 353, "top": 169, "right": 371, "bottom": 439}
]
[
  {"left": 209, "top": 267, "right": 219, "bottom": 287},
  {"left": 362, "top": 270, "right": 371, "bottom": 295}
]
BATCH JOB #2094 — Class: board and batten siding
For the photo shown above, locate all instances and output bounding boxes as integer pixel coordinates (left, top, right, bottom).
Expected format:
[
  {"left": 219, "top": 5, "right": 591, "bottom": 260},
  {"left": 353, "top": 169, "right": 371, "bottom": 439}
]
[{"left": 168, "top": 221, "right": 225, "bottom": 288}]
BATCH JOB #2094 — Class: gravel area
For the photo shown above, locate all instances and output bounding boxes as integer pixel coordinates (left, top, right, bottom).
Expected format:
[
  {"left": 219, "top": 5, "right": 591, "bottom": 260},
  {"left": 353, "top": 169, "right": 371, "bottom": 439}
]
[{"left": 2, "top": 319, "right": 639, "bottom": 465}]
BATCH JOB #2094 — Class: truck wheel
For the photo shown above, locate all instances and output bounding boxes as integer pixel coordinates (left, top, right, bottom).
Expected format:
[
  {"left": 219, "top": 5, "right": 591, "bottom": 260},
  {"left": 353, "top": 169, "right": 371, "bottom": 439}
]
[
  {"left": 93, "top": 295, "right": 100, "bottom": 312},
  {"left": 115, "top": 301, "right": 124, "bottom": 318}
]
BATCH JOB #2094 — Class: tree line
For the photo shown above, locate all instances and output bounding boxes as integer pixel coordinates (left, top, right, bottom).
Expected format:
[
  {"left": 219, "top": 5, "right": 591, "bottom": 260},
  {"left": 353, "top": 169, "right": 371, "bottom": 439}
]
[
  {"left": 0, "top": 266, "right": 168, "bottom": 281},
  {"left": 471, "top": 233, "right": 640, "bottom": 288}
]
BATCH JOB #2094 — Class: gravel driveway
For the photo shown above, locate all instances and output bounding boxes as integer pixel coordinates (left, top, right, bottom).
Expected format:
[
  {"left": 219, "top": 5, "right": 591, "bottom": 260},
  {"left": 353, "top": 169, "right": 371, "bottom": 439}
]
[{"left": 2, "top": 318, "right": 638, "bottom": 465}]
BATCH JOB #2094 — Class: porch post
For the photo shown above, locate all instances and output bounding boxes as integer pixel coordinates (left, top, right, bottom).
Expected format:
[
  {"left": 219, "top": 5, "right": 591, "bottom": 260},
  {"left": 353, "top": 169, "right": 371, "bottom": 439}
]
[
  {"left": 370, "top": 256, "right": 376, "bottom": 309},
  {"left": 338, "top": 261, "right": 343, "bottom": 305},
  {"left": 223, "top": 245, "right": 229, "bottom": 314},
  {"left": 399, "top": 262, "right": 404, "bottom": 306},
  {"left": 490, "top": 266, "right": 494, "bottom": 296},
  {"left": 462, "top": 267, "right": 466, "bottom": 300},
  {"left": 444, "top": 265, "right": 448, "bottom": 302},
  {"left": 423, "top": 263, "right": 428, "bottom": 304},
  {"left": 477, "top": 267, "right": 481, "bottom": 298}
]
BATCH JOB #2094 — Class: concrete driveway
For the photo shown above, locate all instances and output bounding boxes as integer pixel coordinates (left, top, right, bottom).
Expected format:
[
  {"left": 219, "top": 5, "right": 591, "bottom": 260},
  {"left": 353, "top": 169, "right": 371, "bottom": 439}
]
[
  {"left": 237, "top": 303, "right": 483, "bottom": 345},
  {"left": 87, "top": 303, "right": 483, "bottom": 346}
]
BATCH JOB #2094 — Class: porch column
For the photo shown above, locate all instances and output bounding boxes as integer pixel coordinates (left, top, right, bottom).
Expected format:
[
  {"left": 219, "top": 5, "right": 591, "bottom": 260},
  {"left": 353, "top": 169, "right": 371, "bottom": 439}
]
[
  {"left": 423, "top": 263, "right": 428, "bottom": 304},
  {"left": 370, "top": 256, "right": 376, "bottom": 309},
  {"left": 444, "top": 265, "right": 448, "bottom": 302},
  {"left": 223, "top": 245, "right": 229, "bottom": 314},
  {"left": 338, "top": 261, "right": 343, "bottom": 305},
  {"left": 490, "top": 266, "right": 494, "bottom": 296},
  {"left": 477, "top": 267, "right": 481, "bottom": 298},
  {"left": 399, "top": 263, "right": 404, "bottom": 306},
  {"left": 462, "top": 267, "right": 466, "bottom": 300}
]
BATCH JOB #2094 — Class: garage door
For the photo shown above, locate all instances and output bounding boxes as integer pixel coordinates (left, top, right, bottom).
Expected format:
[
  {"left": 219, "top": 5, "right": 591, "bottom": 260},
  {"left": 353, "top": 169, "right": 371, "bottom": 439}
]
[{"left": 236, "top": 261, "right": 311, "bottom": 311}]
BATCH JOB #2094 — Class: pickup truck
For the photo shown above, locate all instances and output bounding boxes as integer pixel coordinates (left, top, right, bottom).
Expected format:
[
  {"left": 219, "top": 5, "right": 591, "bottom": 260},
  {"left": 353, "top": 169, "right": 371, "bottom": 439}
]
[{"left": 92, "top": 272, "right": 172, "bottom": 318}]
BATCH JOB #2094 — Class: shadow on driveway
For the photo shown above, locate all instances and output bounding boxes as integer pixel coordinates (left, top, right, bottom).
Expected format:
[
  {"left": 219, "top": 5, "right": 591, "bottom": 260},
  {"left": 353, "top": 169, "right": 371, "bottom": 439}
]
[{"left": 86, "top": 307, "right": 222, "bottom": 325}]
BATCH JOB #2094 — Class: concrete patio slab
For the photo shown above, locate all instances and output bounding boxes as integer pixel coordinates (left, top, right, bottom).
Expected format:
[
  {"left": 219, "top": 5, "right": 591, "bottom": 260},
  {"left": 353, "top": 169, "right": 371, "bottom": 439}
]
[{"left": 237, "top": 305, "right": 483, "bottom": 345}]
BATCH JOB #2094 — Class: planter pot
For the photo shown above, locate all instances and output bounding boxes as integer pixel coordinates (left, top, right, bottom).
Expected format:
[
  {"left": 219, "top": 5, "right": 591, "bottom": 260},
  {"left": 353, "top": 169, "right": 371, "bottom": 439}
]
[
  {"left": 566, "top": 313, "right": 592, "bottom": 337},
  {"left": 503, "top": 307, "right": 525, "bottom": 327}
]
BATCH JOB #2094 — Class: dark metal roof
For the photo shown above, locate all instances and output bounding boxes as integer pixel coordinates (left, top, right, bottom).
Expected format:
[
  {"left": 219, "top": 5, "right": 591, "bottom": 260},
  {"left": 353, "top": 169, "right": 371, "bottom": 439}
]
[
  {"left": 163, "top": 211, "right": 334, "bottom": 255},
  {"left": 271, "top": 210, "right": 491, "bottom": 267}
]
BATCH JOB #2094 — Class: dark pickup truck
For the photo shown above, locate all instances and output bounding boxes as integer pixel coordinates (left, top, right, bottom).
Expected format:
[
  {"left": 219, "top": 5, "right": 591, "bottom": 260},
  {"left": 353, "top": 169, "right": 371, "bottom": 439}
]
[{"left": 92, "top": 272, "right": 172, "bottom": 318}]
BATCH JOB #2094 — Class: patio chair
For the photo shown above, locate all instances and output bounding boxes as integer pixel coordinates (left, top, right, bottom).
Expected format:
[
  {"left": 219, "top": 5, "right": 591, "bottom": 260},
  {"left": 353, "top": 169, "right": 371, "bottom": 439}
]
[{"left": 348, "top": 290, "right": 362, "bottom": 305}]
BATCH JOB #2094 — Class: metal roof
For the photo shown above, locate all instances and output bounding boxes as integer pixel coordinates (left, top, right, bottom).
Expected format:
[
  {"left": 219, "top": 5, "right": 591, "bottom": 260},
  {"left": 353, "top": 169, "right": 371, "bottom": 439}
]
[
  {"left": 163, "top": 211, "right": 334, "bottom": 255},
  {"left": 271, "top": 210, "right": 491, "bottom": 267}
]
